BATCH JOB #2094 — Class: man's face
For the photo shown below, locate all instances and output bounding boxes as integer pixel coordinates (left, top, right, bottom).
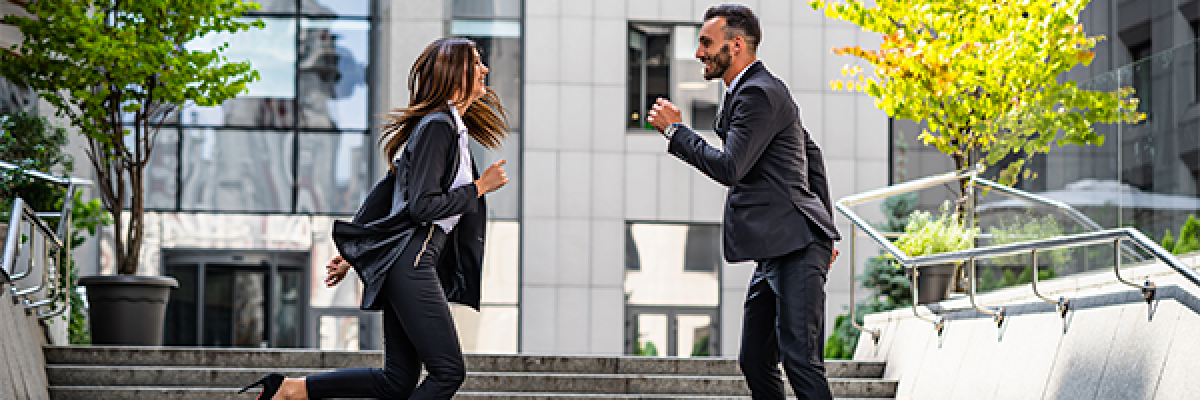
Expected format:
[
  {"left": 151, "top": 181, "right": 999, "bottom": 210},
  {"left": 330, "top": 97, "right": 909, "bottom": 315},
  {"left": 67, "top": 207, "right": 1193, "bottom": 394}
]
[{"left": 696, "top": 17, "right": 733, "bottom": 81}]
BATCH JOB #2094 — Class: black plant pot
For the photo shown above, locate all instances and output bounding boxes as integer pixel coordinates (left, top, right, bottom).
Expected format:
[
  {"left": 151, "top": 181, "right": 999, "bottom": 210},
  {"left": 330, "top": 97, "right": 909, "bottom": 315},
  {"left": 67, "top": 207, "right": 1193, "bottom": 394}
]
[
  {"left": 78, "top": 275, "right": 178, "bottom": 345},
  {"left": 907, "top": 264, "right": 956, "bottom": 305}
]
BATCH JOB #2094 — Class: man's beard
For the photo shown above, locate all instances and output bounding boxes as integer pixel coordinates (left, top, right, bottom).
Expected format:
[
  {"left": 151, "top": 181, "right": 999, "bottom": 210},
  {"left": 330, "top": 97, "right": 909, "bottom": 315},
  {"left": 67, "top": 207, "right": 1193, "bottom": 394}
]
[{"left": 702, "top": 44, "right": 732, "bottom": 81}]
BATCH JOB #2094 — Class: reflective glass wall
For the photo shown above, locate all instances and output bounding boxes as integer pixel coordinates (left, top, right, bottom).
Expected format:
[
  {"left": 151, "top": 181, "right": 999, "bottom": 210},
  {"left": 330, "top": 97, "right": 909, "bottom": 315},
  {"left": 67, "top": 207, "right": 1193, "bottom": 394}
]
[{"left": 147, "top": 0, "right": 372, "bottom": 215}]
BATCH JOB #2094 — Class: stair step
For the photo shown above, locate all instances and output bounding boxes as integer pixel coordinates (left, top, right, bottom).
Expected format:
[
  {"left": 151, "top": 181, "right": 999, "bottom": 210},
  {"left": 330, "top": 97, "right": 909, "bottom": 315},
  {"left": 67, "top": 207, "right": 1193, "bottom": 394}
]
[
  {"left": 49, "top": 386, "right": 893, "bottom": 400},
  {"left": 43, "top": 346, "right": 884, "bottom": 378},
  {"left": 46, "top": 365, "right": 896, "bottom": 397}
]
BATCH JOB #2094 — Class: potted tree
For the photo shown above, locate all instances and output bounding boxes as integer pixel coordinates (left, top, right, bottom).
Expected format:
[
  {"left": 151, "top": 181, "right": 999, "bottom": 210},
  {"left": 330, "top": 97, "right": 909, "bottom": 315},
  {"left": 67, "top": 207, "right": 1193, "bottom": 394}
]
[
  {"left": 811, "top": 0, "right": 1144, "bottom": 298},
  {"left": 0, "top": 0, "right": 261, "bottom": 345}
]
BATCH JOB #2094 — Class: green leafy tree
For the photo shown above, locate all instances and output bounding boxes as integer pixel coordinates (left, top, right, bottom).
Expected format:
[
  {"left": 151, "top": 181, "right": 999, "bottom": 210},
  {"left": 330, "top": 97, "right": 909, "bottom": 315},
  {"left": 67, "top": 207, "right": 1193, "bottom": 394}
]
[
  {"left": 810, "top": 0, "right": 1142, "bottom": 214},
  {"left": 0, "top": 0, "right": 262, "bottom": 275}
]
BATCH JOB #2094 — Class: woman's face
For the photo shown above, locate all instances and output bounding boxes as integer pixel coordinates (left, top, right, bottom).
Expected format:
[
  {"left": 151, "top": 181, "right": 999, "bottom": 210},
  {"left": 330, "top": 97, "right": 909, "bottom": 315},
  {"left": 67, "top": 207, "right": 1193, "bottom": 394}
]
[{"left": 466, "top": 49, "right": 488, "bottom": 104}]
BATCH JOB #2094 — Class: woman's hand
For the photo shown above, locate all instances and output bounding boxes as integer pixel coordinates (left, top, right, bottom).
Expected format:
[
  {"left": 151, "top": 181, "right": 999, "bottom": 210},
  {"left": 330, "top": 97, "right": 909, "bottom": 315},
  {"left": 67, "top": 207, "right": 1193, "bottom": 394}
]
[
  {"left": 325, "top": 255, "right": 352, "bottom": 287},
  {"left": 475, "top": 159, "right": 508, "bottom": 197}
]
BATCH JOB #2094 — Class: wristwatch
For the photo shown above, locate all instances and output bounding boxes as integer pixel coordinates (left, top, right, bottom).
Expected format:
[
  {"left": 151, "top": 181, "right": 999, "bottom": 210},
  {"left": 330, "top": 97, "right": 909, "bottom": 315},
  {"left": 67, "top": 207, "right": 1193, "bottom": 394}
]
[{"left": 663, "top": 122, "right": 684, "bottom": 140}]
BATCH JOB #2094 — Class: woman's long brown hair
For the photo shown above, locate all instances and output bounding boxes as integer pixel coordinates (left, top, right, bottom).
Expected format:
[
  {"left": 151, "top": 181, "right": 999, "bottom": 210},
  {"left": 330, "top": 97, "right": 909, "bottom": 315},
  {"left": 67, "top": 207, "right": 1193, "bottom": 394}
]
[{"left": 380, "top": 38, "right": 510, "bottom": 170}]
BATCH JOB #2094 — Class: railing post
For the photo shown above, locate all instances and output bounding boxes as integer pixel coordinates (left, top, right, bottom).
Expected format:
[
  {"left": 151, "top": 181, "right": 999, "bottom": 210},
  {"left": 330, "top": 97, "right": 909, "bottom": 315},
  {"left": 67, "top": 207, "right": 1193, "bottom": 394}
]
[
  {"left": 848, "top": 224, "right": 880, "bottom": 346},
  {"left": 1030, "top": 249, "right": 1070, "bottom": 318},
  {"left": 1113, "top": 238, "right": 1156, "bottom": 304},
  {"left": 967, "top": 257, "right": 1005, "bottom": 327}
]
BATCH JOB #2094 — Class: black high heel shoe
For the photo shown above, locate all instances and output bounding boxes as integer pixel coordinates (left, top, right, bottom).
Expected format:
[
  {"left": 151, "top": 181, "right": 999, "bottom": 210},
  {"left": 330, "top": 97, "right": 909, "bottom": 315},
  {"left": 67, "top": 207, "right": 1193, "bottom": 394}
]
[{"left": 240, "top": 373, "right": 286, "bottom": 399}]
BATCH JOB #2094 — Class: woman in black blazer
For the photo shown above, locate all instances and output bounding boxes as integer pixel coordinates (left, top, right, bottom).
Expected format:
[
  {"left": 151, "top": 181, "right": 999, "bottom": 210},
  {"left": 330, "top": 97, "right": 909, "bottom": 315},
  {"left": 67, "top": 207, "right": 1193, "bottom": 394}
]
[{"left": 241, "top": 37, "right": 510, "bottom": 400}]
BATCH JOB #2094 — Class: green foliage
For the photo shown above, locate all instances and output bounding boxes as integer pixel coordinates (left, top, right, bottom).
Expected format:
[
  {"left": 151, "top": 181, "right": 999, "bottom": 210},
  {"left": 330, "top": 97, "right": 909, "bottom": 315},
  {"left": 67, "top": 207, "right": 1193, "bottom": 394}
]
[
  {"left": 0, "top": 0, "right": 262, "bottom": 275},
  {"left": 825, "top": 194, "right": 917, "bottom": 359},
  {"left": 825, "top": 296, "right": 898, "bottom": 360},
  {"left": 635, "top": 339, "right": 659, "bottom": 357},
  {"left": 810, "top": 0, "right": 1142, "bottom": 187},
  {"left": 893, "top": 202, "right": 978, "bottom": 258},
  {"left": 690, "top": 333, "right": 711, "bottom": 357},
  {"left": 986, "top": 215, "right": 1073, "bottom": 266},
  {"left": 1, "top": 112, "right": 111, "bottom": 344},
  {"left": 1162, "top": 230, "right": 1176, "bottom": 254},
  {"left": 1161, "top": 215, "right": 1200, "bottom": 255},
  {"left": 824, "top": 314, "right": 851, "bottom": 359},
  {"left": 978, "top": 264, "right": 1057, "bottom": 292}
]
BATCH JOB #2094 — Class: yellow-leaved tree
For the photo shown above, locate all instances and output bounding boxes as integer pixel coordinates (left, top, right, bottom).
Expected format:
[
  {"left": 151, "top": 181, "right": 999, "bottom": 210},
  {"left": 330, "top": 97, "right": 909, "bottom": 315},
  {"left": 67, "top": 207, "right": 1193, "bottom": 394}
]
[{"left": 810, "top": 0, "right": 1143, "bottom": 209}]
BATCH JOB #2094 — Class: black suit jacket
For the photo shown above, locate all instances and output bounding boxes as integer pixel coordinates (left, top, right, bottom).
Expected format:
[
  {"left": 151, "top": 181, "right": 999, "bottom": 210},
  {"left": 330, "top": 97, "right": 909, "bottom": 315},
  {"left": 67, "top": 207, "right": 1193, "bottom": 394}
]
[
  {"left": 333, "top": 110, "right": 487, "bottom": 311},
  {"left": 668, "top": 62, "right": 840, "bottom": 263}
]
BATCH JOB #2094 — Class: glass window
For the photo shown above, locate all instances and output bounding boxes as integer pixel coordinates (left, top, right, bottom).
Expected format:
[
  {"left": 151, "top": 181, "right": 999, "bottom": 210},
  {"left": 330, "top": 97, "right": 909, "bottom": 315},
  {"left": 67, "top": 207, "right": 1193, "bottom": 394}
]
[
  {"left": 318, "top": 315, "right": 360, "bottom": 350},
  {"left": 625, "top": 223, "right": 720, "bottom": 306},
  {"left": 145, "top": 130, "right": 179, "bottom": 210},
  {"left": 184, "top": 17, "right": 297, "bottom": 128},
  {"left": 295, "top": 132, "right": 370, "bottom": 214},
  {"left": 627, "top": 23, "right": 720, "bottom": 132},
  {"left": 179, "top": 129, "right": 295, "bottom": 212},
  {"left": 303, "top": 0, "right": 371, "bottom": 17},
  {"left": 453, "top": 0, "right": 521, "bottom": 18},
  {"left": 454, "top": 20, "right": 522, "bottom": 132},
  {"left": 247, "top": 0, "right": 295, "bottom": 14},
  {"left": 299, "top": 19, "right": 370, "bottom": 130}
]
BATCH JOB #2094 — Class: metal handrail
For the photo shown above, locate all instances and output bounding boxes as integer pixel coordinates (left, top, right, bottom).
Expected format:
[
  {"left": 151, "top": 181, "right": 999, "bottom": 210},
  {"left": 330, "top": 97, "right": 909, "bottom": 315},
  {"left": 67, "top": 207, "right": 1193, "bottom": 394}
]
[
  {"left": 3, "top": 198, "right": 70, "bottom": 318},
  {"left": 1, "top": 160, "right": 92, "bottom": 319},
  {"left": 837, "top": 169, "right": 1196, "bottom": 337}
]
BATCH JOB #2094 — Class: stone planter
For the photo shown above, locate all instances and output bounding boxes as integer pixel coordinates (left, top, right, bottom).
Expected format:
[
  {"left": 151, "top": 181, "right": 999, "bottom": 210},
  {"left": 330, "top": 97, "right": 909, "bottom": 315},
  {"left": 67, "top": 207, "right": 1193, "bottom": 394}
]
[{"left": 78, "top": 275, "right": 178, "bottom": 345}]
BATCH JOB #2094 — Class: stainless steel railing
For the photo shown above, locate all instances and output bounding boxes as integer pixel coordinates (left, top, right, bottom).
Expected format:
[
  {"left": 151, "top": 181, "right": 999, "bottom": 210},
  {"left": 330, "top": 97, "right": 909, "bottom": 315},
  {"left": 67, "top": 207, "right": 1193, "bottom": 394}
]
[
  {"left": 837, "top": 169, "right": 1198, "bottom": 341},
  {"left": 1, "top": 160, "right": 92, "bottom": 319}
]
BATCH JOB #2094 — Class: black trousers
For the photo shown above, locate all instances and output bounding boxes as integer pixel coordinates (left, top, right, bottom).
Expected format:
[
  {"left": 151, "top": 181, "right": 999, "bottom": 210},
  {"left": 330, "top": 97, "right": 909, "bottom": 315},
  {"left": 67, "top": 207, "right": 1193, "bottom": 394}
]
[
  {"left": 739, "top": 241, "right": 834, "bottom": 400},
  {"left": 306, "top": 225, "right": 465, "bottom": 399}
]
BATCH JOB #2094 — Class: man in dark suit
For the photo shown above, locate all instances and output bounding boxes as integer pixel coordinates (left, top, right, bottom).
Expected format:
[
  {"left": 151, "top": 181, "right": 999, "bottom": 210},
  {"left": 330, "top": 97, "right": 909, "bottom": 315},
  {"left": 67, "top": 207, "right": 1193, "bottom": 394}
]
[{"left": 647, "top": 4, "right": 841, "bottom": 400}]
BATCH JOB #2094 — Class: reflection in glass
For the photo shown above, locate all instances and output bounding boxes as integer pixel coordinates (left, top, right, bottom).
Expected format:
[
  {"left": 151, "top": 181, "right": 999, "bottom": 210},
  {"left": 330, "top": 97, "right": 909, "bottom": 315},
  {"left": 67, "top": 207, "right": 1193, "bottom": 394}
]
[
  {"left": 303, "top": 0, "right": 370, "bottom": 17},
  {"left": 145, "top": 129, "right": 179, "bottom": 210},
  {"left": 453, "top": 0, "right": 521, "bottom": 18},
  {"left": 454, "top": 22, "right": 522, "bottom": 132},
  {"left": 232, "top": 271, "right": 267, "bottom": 347},
  {"left": 625, "top": 223, "right": 720, "bottom": 306},
  {"left": 274, "top": 270, "right": 303, "bottom": 347},
  {"left": 163, "top": 264, "right": 197, "bottom": 346},
  {"left": 185, "top": 18, "right": 296, "bottom": 127},
  {"left": 296, "top": 132, "right": 369, "bottom": 214},
  {"left": 628, "top": 24, "right": 720, "bottom": 131},
  {"left": 677, "top": 314, "right": 713, "bottom": 357},
  {"left": 299, "top": 19, "right": 369, "bottom": 129},
  {"left": 180, "top": 130, "right": 294, "bottom": 212},
  {"left": 203, "top": 269, "right": 234, "bottom": 346},
  {"left": 671, "top": 25, "right": 720, "bottom": 129},
  {"left": 636, "top": 314, "right": 667, "bottom": 356},
  {"left": 319, "top": 315, "right": 360, "bottom": 350},
  {"left": 247, "top": 0, "right": 295, "bottom": 13}
]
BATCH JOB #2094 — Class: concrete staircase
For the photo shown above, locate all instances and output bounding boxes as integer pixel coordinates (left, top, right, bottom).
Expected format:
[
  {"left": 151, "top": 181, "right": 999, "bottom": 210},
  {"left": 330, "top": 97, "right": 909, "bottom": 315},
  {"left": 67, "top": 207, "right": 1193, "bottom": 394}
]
[{"left": 44, "top": 346, "right": 896, "bottom": 399}]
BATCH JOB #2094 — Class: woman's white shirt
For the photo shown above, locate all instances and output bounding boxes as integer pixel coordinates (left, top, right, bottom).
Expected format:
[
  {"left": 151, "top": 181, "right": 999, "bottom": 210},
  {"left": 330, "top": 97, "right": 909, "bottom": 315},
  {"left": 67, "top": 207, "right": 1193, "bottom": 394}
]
[{"left": 433, "top": 102, "right": 474, "bottom": 233}]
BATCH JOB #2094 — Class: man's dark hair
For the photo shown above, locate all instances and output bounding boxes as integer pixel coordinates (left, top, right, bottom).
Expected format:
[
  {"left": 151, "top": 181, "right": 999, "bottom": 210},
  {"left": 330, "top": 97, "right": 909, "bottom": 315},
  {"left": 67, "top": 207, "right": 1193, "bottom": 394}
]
[{"left": 703, "top": 4, "right": 761, "bottom": 52}]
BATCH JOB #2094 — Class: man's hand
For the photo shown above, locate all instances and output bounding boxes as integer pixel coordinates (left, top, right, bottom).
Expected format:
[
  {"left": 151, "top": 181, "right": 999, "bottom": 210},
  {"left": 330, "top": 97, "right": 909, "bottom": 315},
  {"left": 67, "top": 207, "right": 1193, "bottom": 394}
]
[
  {"left": 647, "top": 98, "right": 682, "bottom": 132},
  {"left": 325, "top": 255, "right": 352, "bottom": 287},
  {"left": 829, "top": 248, "right": 839, "bottom": 270}
]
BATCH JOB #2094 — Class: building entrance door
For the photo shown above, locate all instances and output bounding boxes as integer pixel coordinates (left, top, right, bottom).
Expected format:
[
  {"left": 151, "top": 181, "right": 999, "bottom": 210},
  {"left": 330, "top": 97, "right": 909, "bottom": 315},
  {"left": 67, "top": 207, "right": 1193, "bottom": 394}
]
[{"left": 163, "top": 250, "right": 307, "bottom": 347}]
